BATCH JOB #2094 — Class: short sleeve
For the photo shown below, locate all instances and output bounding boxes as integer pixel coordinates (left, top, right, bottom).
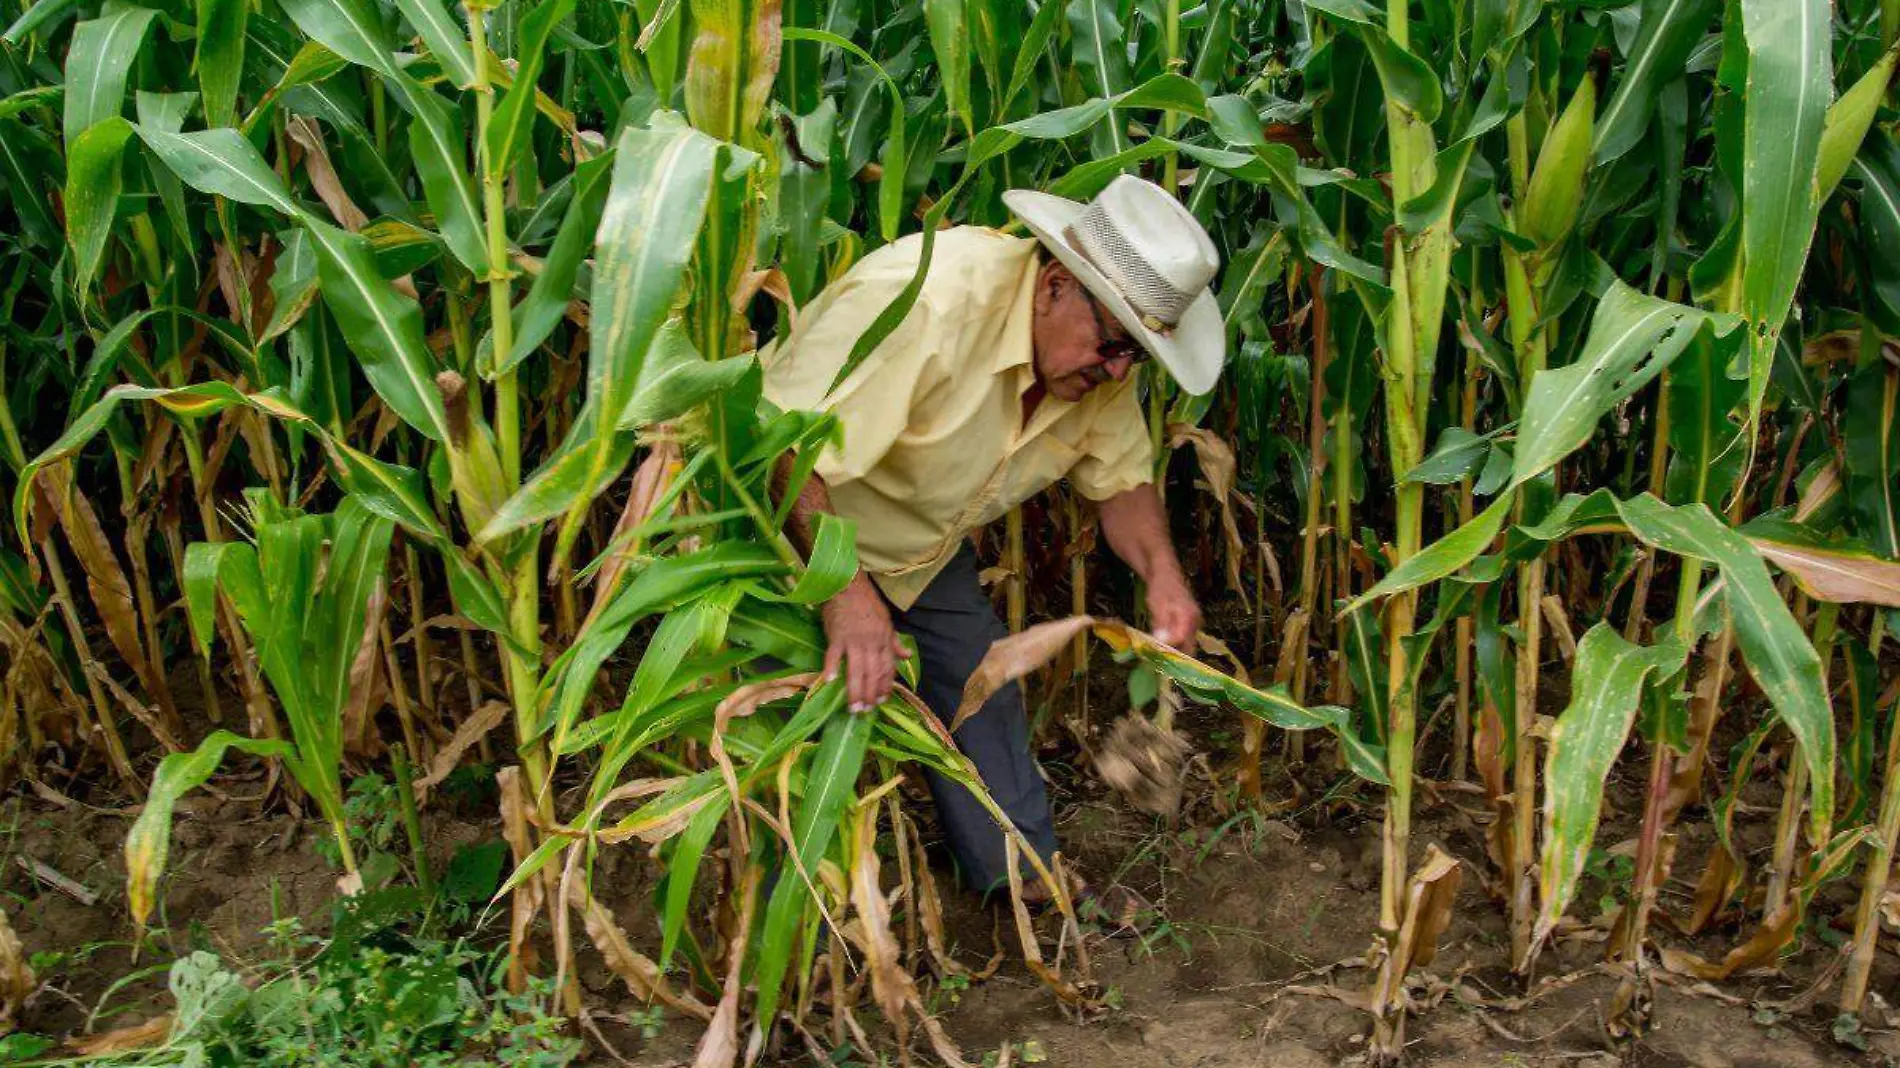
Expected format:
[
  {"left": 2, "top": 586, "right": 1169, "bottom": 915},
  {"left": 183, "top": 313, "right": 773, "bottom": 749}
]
[
  {"left": 1068, "top": 379, "right": 1156, "bottom": 500},
  {"left": 761, "top": 282, "right": 940, "bottom": 487}
]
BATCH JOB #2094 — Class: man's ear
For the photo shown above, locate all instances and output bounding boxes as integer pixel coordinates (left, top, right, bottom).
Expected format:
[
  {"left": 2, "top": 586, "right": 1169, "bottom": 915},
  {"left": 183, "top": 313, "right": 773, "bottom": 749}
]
[{"left": 1039, "top": 258, "right": 1072, "bottom": 298}]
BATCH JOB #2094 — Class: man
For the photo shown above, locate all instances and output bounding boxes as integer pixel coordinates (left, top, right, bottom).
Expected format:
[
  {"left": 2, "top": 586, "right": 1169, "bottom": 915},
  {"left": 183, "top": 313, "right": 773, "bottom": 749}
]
[{"left": 763, "top": 175, "right": 1224, "bottom": 905}]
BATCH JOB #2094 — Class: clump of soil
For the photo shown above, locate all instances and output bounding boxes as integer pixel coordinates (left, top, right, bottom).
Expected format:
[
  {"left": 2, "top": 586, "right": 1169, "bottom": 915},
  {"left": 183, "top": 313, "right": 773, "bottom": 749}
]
[{"left": 1094, "top": 714, "right": 1191, "bottom": 816}]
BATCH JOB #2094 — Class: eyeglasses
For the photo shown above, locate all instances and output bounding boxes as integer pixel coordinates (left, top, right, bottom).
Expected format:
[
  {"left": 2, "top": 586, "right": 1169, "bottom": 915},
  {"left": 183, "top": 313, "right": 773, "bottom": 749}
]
[{"left": 1084, "top": 293, "right": 1150, "bottom": 366}]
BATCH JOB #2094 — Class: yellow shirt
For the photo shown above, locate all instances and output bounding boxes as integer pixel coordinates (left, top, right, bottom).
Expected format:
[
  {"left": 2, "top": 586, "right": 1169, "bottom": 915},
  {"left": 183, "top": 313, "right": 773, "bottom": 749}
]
[{"left": 761, "top": 227, "right": 1155, "bottom": 609}]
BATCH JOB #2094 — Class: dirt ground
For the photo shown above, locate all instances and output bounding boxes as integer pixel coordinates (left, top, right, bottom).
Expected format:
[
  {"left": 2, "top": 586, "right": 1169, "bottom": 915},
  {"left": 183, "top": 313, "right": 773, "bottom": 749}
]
[{"left": 6, "top": 681, "right": 1896, "bottom": 1067}]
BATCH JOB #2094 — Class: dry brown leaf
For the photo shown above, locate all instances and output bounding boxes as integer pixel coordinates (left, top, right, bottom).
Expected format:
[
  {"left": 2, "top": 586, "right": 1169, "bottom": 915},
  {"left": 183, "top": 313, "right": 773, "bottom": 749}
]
[
  {"left": 848, "top": 808, "right": 909, "bottom": 1048},
  {"left": 1367, "top": 844, "right": 1462, "bottom": 1032},
  {"left": 0, "top": 905, "right": 34, "bottom": 1032},
  {"left": 498, "top": 767, "right": 545, "bottom": 993},
  {"left": 1680, "top": 846, "right": 1741, "bottom": 940},
  {"left": 341, "top": 579, "right": 387, "bottom": 755},
  {"left": 1168, "top": 424, "right": 1248, "bottom": 604},
  {"left": 1749, "top": 538, "right": 1900, "bottom": 608},
  {"left": 91, "top": 663, "right": 183, "bottom": 754},
  {"left": 950, "top": 617, "right": 1095, "bottom": 732},
  {"left": 1538, "top": 595, "right": 1577, "bottom": 661},
  {"left": 1659, "top": 903, "right": 1800, "bottom": 980},
  {"left": 1794, "top": 461, "right": 1841, "bottom": 522},
  {"left": 710, "top": 673, "right": 820, "bottom": 853},
  {"left": 287, "top": 116, "right": 369, "bottom": 232},
  {"left": 591, "top": 440, "right": 683, "bottom": 618},
  {"left": 42, "top": 469, "right": 172, "bottom": 732},
  {"left": 1001, "top": 839, "right": 1094, "bottom": 1007},
  {"left": 569, "top": 876, "right": 712, "bottom": 1021},
  {"left": 690, "top": 871, "right": 757, "bottom": 1068},
  {"left": 414, "top": 701, "right": 510, "bottom": 802},
  {"left": 65, "top": 1015, "right": 171, "bottom": 1055}
]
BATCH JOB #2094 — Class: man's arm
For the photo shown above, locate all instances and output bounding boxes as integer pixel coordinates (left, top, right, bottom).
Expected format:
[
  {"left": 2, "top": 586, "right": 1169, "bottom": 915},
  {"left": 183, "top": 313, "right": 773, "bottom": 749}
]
[
  {"left": 780, "top": 461, "right": 909, "bottom": 711},
  {"left": 1096, "top": 482, "right": 1202, "bottom": 647}
]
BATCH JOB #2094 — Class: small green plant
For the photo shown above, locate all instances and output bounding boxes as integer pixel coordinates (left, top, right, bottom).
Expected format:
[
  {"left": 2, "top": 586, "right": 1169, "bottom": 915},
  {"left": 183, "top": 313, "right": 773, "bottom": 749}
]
[
  {"left": 1581, "top": 846, "right": 1635, "bottom": 918},
  {"left": 57, "top": 881, "right": 575, "bottom": 1067},
  {"left": 314, "top": 775, "right": 405, "bottom": 887}
]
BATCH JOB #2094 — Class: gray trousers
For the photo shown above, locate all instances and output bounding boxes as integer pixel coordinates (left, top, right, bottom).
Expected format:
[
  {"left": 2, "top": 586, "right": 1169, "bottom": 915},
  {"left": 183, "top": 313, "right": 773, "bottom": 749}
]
[{"left": 889, "top": 544, "right": 1059, "bottom": 894}]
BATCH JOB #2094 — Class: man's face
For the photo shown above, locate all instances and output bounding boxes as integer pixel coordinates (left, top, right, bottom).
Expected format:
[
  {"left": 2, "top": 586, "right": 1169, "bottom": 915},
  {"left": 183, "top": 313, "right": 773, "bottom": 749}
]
[{"left": 1030, "top": 261, "right": 1147, "bottom": 403}]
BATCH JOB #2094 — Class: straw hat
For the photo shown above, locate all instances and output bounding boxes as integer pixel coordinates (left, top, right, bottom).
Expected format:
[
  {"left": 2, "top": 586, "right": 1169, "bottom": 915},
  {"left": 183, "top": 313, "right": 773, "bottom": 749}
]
[{"left": 1003, "top": 174, "right": 1225, "bottom": 395}]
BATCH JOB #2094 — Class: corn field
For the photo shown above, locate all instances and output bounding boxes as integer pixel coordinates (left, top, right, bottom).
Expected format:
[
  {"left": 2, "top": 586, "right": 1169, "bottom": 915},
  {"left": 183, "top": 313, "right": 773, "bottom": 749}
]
[{"left": 2, "top": 0, "right": 1900, "bottom": 1061}]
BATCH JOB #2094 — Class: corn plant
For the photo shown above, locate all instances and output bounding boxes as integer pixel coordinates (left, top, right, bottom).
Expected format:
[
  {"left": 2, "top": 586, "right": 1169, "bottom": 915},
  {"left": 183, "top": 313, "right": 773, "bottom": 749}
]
[{"left": 122, "top": 493, "right": 394, "bottom": 926}]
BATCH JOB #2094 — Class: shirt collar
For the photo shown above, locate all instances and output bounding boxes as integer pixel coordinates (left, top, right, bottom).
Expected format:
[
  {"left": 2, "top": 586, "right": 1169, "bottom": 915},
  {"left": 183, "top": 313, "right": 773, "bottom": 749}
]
[{"left": 993, "top": 247, "right": 1040, "bottom": 375}]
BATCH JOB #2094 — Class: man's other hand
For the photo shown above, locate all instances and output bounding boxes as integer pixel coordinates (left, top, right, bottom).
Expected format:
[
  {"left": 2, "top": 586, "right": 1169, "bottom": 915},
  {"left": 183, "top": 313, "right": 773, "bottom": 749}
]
[
  {"left": 1146, "top": 574, "right": 1202, "bottom": 649},
  {"left": 822, "top": 575, "right": 912, "bottom": 711}
]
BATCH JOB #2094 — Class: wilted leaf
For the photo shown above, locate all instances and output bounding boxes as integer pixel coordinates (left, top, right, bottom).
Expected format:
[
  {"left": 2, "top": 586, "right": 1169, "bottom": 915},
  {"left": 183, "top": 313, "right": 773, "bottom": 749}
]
[{"left": 1749, "top": 538, "right": 1900, "bottom": 607}]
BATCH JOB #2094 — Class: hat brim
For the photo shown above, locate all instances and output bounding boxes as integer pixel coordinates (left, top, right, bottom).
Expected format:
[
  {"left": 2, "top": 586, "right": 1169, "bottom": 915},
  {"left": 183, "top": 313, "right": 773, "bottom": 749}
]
[{"left": 1003, "top": 188, "right": 1225, "bottom": 396}]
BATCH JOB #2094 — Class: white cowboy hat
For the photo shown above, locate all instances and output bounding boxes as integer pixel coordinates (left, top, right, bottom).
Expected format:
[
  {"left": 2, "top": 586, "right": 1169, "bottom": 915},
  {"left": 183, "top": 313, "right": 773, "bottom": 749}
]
[{"left": 1003, "top": 174, "right": 1225, "bottom": 395}]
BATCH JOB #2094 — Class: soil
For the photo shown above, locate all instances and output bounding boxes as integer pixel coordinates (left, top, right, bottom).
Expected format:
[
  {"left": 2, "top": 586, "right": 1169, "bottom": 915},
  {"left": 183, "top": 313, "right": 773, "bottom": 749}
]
[{"left": 5, "top": 661, "right": 1895, "bottom": 1068}]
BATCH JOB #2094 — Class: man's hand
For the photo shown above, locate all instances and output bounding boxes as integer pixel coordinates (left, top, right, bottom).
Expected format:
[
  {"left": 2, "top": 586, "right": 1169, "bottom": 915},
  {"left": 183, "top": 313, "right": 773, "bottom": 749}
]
[
  {"left": 1146, "top": 572, "right": 1202, "bottom": 649},
  {"left": 1098, "top": 485, "right": 1201, "bottom": 649},
  {"left": 822, "top": 575, "right": 912, "bottom": 711}
]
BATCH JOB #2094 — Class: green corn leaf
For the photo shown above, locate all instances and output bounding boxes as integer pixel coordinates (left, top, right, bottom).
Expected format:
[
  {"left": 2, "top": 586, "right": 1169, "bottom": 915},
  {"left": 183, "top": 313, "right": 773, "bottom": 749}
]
[
  {"left": 1853, "top": 139, "right": 1900, "bottom": 331},
  {"left": 126, "top": 731, "right": 297, "bottom": 927},
  {"left": 1403, "top": 427, "right": 1500, "bottom": 486},
  {"left": 659, "top": 797, "right": 730, "bottom": 972},
  {"left": 64, "top": 116, "right": 133, "bottom": 297},
  {"left": 263, "top": 229, "right": 320, "bottom": 343},
  {"left": 728, "top": 597, "right": 827, "bottom": 669},
  {"left": 751, "top": 707, "right": 871, "bottom": 1026},
  {"left": 1594, "top": 0, "right": 1720, "bottom": 165},
  {"left": 925, "top": 0, "right": 972, "bottom": 135},
  {"left": 1663, "top": 327, "right": 1746, "bottom": 506},
  {"left": 392, "top": 0, "right": 477, "bottom": 87},
  {"left": 520, "top": 119, "right": 717, "bottom": 530},
  {"left": 1843, "top": 363, "right": 1900, "bottom": 558},
  {"left": 136, "top": 125, "right": 301, "bottom": 214},
  {"left": 497, "top": 151, "right": 615, "bottom": 376},
  {"left": 476, "top": 429, "right": 638, "bottom": 543},
  {"left": 602, "top": 617, "right": 707, "bottom": 755},
  {"left": 63, "top": 7, "right": 158, "bottom": 137},
  {"left": 1067, "top": 0, "right": 1131, "bottom": 151},
  {"left": 1342, "top": 492, "right": 1515, "bottom": 613},
  {"left": 1000, "top": 0, "right": 1067, "bottom": 116},
  {"left": 323, "top": 438, "right": 449, "bottom": 543},
  {"left": 615, "top": 322, "right": 757, "bottom": 430},
  {"left": 781, "top": 30, "right": 906, "bottom": 243},
  {"left": 279, "top": 0, "right": 399, "bottom": 78},
  {"left": 0, "top": 118, "right": 60, "bottom": 247},
  {"left": 1614, "top": 494, "right": 1834, "bottom": 846},
  {"left": 1738, "top": 0, "right": 1831, "bottom": 435},
  {"left": 779, "top": 100, "right": 834, "bottom": 304},
  {"left": 405, "top": 85, "right": 489, "bottom": 273},
  {"left": 1535, "top": 625, "right": 1692, "bottom": 951},
  {"left": 1513, "top": 279, "right": 1740, "bottom": 489},
  {"left": 4, "top": 0, "right": 80, "bottom": 44},
  {"left": 487, "top": 0, "right": 577, "bottom": 178},
  {"left": 195, "top": 0, "right": 248, "bottom": 128},
  {"left": 181, "top": 542, "right": 242, "bottom": 657},
  {"left": 539, "top": 543, "right": 789, "bottom": 743},
  {"left": 770, "top": 513, "right": 857, "bottom": 605},
  {"left": 302, "top": 219, "right": 453, "bottom": 443},
  {"left": 13, "top": 383, "right": 292, "bottom": 543}
]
